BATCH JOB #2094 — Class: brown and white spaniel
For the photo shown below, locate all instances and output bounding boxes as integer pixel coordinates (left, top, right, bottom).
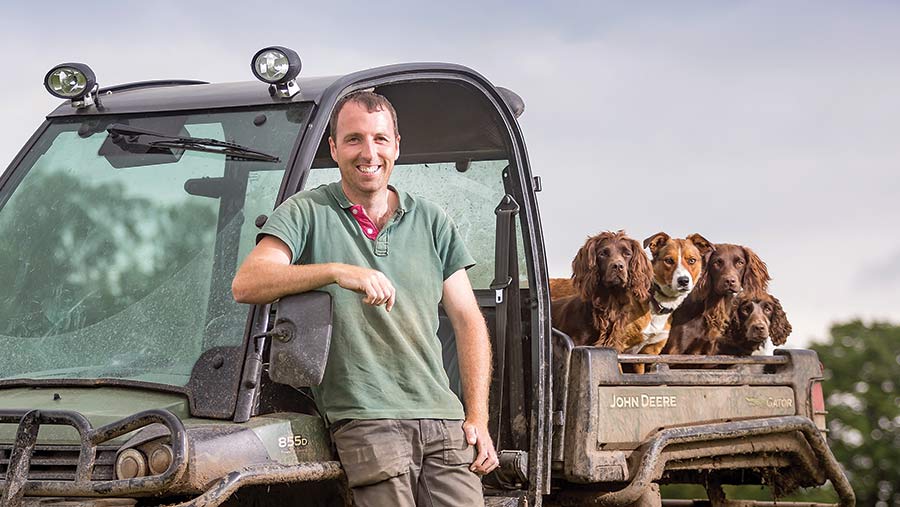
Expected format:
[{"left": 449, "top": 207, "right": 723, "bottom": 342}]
[
  {"left": 631, "top": 232, "right": 713, "bottom": 357},
  {"left": 664, "top": 243, "right": 771, "bottom": 355}
]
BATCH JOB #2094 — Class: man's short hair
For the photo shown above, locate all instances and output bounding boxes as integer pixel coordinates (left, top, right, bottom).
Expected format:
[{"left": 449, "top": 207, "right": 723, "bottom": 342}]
[{"left": 329, "top": 90, "right": 399, "bottom": 139}]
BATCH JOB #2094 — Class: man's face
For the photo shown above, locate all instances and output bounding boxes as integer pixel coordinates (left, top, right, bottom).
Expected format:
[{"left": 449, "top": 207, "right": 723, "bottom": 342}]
[{"left": 328, "top": 101, "right": 400, "bottom": 199}]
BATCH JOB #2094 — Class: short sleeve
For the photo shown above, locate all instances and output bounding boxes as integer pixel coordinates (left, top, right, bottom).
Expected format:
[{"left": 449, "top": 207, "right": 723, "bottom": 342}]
[
  {"left": 257, "top": 196, "right": 309, "bottom": 265},
  {"left": 435, "top": 210, "right": 476, "bottom": 280}
]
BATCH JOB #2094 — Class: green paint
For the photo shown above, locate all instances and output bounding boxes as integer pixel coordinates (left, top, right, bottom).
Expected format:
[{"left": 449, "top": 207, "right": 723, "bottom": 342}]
[
  {"left": 0, "top": 387, "right": 190, "bottom": 444},
  {"left": 241, "top": 413, "right": 334, "bottom": 464}
]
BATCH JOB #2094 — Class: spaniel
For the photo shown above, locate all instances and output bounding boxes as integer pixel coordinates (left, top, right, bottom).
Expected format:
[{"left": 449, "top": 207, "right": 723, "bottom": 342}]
[
  {"left": 550, "top": 231, "right": 652, "bottom": 352},
  {"left": 716, "top": 293, "right": 791, "bottom": 356},
  {"left": 632, "top": 232, "right": 713, "bottom": 358}
]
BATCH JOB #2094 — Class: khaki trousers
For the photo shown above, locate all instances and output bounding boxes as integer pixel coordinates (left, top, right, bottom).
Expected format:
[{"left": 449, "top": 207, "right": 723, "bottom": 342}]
[{"left": 330, "top": 419, "right": 485, "bottom": 507}]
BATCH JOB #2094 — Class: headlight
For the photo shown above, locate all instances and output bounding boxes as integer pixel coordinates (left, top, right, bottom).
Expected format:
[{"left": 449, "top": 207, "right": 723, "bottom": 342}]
[
  {"left": 148, "top": 444, "right": 174, "bottom": 475},
  {"left": 251, "top": 46, "right": 301, "bottom": 84},
  {"left": 115, "top": 448, "right": 148, "bottom": 479},
  {"left": 44, "top": 63, "right": 96, "bottom": 99}
]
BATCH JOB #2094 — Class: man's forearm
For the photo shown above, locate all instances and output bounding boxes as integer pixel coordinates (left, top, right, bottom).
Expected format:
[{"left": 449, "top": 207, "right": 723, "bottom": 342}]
[
  {"left": 232, "top": 259, "right": 338, "bottom": 304},
  {"left": 456, "top": 316, "right": 492, "bottom": 425}
]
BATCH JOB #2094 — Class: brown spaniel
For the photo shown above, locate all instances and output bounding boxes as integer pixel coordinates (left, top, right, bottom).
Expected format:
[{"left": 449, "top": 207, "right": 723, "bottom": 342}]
[
  {"left": 550, "top": 230, "right": 652, "bottom": 351},
  {"left": 664, "top": 243, "right": 771, "bottom": 355},
  {"left": 716, "top": 293, "right": 791, "bottom": 355}
]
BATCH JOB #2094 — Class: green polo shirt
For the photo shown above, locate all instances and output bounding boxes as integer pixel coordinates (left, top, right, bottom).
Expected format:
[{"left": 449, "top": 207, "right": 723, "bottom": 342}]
[{"left": 259, "top": 181, "right": 475, "bottom": 423}]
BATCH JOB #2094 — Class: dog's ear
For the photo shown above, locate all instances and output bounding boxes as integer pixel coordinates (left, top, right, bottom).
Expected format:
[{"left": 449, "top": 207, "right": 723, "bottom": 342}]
[
  {"left": 768, "top": 295, "right": 792, "bottom": 346},
  {"left": 687, "top": 233, "right": 715, "bottom": 257},
  {"left": 692, "top": 248, "right": 716, "bottom": 300},
  {"left": 741, "top": 246, "right": 771, "bottom": 297},
  {"left": 723, "top": 298, "right": 744, "bottom": 343},
  {"left": 572, "top": 234, "right": 604, "bottom": 302},
  {"left": 642, "top": 232, "right": 670, "bottom": 258},
  {"left": 627, "top": 237, "right": 653, "bottom": 301}
]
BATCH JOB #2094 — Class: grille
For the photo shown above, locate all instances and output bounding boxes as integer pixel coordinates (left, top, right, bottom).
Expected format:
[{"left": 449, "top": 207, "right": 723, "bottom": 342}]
[{"left": 0, "top": 445, "right": 117, "bottom": 480}]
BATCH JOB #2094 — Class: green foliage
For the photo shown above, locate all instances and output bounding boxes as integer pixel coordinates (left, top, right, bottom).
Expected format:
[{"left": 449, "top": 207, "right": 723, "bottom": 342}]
[{"left": 811, "top": 320, "right": 900, "bottom": 506}]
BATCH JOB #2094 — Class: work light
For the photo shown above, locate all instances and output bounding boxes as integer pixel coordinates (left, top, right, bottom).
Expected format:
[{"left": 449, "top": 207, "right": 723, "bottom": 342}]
[
  {"left": 44, "top": 63, "right": 96, "bottom": 99},
  {"left": 251, "top": 46, "right": 301, "bottom": 98}
]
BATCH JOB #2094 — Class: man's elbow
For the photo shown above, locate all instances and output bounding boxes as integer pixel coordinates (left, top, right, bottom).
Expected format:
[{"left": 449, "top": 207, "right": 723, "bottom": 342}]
[{"left": 232, "top": 274, "right": 265, "bottom": 304}]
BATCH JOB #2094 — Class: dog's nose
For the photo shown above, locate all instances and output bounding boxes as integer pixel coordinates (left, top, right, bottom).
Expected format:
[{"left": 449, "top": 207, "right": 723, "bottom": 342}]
[
  {"left": 725, "top": 277, "right": 738, "bottom": 288},
  {"left": 612, "top": 261, "right": 625, "bottom": 272},
  {"left": 677, "top": 276, "right": 690, "bottom": 287},
  {"left": 751, "top": 323, "right": 767, "bottom": 333}
]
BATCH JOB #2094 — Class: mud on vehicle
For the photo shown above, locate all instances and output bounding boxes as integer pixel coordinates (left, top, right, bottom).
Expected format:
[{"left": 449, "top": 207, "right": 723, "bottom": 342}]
[{"left": 0, "top": 48, "right": 853, "bottom": 506}]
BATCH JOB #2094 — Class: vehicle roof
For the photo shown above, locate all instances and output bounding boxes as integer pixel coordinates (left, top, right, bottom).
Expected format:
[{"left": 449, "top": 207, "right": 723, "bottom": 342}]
[{"left": 45, "top": 62, "right": 492, "bottom": 118}]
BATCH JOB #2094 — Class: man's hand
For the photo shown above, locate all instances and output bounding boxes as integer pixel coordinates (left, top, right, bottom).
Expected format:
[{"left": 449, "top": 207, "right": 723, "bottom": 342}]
[
  {"left": 463, "top": 420, "right": 499, "bottom": 475},
  {"left": 333, "top": 264, "right": 396, "bottom": 311}
]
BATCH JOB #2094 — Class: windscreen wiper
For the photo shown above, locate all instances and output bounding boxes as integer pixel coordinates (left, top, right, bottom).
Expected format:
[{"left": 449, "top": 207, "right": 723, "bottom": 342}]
[{"left": 106, "top": 124, "right": 280, "bottom": 163}]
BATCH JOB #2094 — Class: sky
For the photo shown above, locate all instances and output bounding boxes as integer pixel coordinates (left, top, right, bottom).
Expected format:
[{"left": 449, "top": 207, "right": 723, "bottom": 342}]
[{"left": 2, "top": 1, "right": 899, "bottom": 347}]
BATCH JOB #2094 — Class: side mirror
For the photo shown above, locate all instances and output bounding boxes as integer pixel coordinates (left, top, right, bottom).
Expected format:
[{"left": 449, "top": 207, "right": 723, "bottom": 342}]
[{"left": 268, "top": 291, "right": 333, "bottom": 388}]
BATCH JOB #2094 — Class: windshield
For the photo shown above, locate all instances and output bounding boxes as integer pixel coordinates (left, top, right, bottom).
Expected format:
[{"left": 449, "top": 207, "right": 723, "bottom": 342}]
[{"left": 0, "top": 105, "right": 310, "bottom": 388}]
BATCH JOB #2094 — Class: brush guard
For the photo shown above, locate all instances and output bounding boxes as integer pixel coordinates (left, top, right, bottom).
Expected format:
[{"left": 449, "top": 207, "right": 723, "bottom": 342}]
[{"left": 0, "top": 409, "right": 188, "bottom": 507}]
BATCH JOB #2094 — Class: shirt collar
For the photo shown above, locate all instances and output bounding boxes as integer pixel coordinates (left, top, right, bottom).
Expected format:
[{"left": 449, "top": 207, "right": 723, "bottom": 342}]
[{"left": 326, "top": 181, "right": 416, "bottom": 214}]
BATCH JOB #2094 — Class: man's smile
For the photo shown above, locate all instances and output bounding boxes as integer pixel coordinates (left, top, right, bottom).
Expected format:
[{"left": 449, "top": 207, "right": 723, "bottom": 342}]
[{"left": 357, "top": 164, "right": 382, "bottom": 174}]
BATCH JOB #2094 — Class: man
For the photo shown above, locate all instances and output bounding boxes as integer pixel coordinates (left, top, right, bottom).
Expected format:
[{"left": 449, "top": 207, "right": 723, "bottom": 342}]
[{"left": 232, "top": 90, "right": 498, "bottom": 506}]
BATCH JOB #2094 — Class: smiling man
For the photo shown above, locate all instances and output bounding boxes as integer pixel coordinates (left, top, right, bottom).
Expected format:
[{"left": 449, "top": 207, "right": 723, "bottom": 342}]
[{"left": 232, "top": 91, "right": 496, "bottom": 506}]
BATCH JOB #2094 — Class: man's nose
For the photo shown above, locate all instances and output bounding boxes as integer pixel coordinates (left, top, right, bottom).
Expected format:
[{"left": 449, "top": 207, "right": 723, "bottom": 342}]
[{"left": 359, "top": 138, "right": 378, "bottom": 159}]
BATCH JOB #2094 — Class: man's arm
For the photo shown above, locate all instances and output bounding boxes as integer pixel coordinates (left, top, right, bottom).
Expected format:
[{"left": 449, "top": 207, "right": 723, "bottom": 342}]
[
  {"left": 232, "top": 236, "right": 396, "bottom": 309},
  {"left": 442, "top": 268, "right": 499, "bottom": 475}
]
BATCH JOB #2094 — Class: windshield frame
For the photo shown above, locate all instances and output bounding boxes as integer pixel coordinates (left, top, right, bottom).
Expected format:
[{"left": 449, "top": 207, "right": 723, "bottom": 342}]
[{"left": 0, "top": 103, "right": 313, "bottom": 419}]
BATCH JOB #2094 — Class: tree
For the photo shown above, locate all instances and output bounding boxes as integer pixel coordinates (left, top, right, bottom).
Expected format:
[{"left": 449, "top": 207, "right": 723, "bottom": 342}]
[{"left": 810, "top": 320, "right": 900, "bottom": 506}]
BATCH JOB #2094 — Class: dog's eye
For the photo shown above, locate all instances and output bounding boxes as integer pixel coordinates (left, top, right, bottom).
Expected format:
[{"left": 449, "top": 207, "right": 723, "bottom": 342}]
[
  {"left": 741, "top": 305, "right": 752, "bottom": 315},
  {"left": 713, "top": 259, "right": 723, "bottom": 267},
  {"left": 622, "top": 250, "right": 632, "bottom": 258},
  {"left": 687, "top": 258, "right": 697, "bottom": 265},
  {"left": 665, "top": 258, "right": 675, "bottom": 266},
  {"left": 600, "top": 248, "right": 610, "bottom": 257},
  {"left": 763, "top": 304, "right": 773, "bottom": 314},
  {"left": 735, "top": 258, "right": 745, "bottom": 266}
]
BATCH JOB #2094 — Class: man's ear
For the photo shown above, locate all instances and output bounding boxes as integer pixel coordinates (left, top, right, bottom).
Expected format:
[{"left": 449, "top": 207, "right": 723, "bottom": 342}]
[
  {"left": 328, "top": 136, "right": 338, "bottom": 163},
  {"left": 394, "top": 134, "right": 401, "bottom": 161}
]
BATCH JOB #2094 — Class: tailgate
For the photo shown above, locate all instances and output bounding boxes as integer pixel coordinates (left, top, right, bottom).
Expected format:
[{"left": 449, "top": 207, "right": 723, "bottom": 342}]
[
  {"left": 557, "top": 347, "right": 825, "bottom": 484},
  {"left": 596, "top": 385, "right": 795, "bottom": 448}
]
